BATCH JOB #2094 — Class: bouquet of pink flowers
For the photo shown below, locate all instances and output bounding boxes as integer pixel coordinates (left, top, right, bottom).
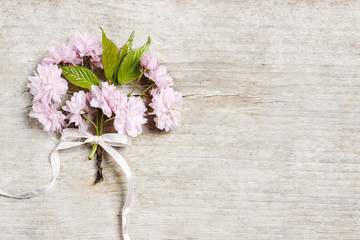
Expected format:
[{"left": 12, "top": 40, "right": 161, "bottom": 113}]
[
  {"left": 28, "top": 28, "right": 182, "bottom": 181},
  {"left": 0, "top": 28, "right": 182, "bottom": 240}
]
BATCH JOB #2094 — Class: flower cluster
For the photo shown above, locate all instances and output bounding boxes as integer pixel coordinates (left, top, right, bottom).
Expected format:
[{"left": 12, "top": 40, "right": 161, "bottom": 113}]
[
  {"left": 42, "top": 31, "right": 103, "bottom": 69},
  {"left": 141, "top": 54, "right": 182, "bottom": 131},
  {"left": 89, "top": 82, "right": 147, "bottom": 137},
  {"left": 28, "top": 29, "right": 182, "bottom": 138}
]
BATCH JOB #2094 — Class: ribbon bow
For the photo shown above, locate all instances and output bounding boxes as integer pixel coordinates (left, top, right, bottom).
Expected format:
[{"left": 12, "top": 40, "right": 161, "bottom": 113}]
[{"left": 0, "top": 128, "right": 134, "bottom": 240}]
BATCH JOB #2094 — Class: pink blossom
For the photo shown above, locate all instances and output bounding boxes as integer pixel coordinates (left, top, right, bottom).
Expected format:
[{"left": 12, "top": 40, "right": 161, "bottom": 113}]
[
  {"left": 112, "top": 91, "right": 128, "bottom": 114},
  {"left": 86, "top": 91, "right": 93, "bottom": 103},
  {"left": 27, "top": 64, "right": 68, "bottom": 105},
  {"left": 141, "top": 54, "right": 159, "bottom": 70},
  {"left": 68, "top": 31, "right": 103, "bottom": 70},
  {"left": 90, "top": 82, "right": 119, "bottom": 117},
  {"left": 149, "top": 87, "right": 182, "bottom": 132},
  {"left": 42, "top": 43, "right": 82, "bottom": 66},
  {"left": 29, "top": 101, "right": 66, "bottom": 132},
  {"left": 63, "top": 91, "right": 90, "bottom": 131},
  {"left": 114, "top": 97, "right": 147, "bottom": 137},
  {"left": 85, "top": 92, "right": 96, "bottom": 119},
  {"left": 145, "top": 65, "right": 173, "bottom": 89}
]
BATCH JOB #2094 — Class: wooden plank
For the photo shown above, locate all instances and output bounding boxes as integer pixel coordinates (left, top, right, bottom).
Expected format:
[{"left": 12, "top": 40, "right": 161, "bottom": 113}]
[{"left": 0, "top": 0, "right": 359, "bottom": 239}]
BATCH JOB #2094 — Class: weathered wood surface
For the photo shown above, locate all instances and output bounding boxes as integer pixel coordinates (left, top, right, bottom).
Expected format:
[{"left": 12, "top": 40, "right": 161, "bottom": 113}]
[{"left": 1, "top": 0, "right": 360, "bottom": 239}]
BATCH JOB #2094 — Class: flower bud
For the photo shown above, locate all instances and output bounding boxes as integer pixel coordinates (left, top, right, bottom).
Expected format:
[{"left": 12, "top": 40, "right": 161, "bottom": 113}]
[{"left": 141, "top": 54, "right": 159, "bottom": 70}]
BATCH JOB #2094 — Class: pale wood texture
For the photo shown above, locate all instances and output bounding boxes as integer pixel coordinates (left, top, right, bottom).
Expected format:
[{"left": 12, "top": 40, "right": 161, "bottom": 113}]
[{"left": 0, "top": 0, "right": 360, "bottom": 239}]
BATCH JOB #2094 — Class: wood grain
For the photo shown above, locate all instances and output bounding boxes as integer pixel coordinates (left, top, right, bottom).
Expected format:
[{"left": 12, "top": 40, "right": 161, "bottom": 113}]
[{"left": 0, "top": 0, "right": 360, "bottom": 239}]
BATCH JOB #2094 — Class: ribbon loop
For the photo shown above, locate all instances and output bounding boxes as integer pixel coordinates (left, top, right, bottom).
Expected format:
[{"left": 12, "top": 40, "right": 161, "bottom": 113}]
[{"left": 0, "top": 129, "right": 133, "bottom": 240}]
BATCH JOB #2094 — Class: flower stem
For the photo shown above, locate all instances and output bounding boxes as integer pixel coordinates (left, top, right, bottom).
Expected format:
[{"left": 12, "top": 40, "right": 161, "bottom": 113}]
[
  {"left": 84, "top": 58, "right": 89, "bottom": 68},
  {"left": 96, "top": 109, "right": 99, "bottom": 129},
  {"left": 128, "top": 69, "right": 146, "bottom": 96},
  {"left": 94, "top": 145, "right": 104, "bottom": 184},
  {"left": 140, "top": 83, "right": 155, "bottom": 97},
  {"left": 82, "top": 114, "right": 98, "bottom": 133},
  {"left": 99, "top": 112, "right": 104, "bottom": 135},
  {"left": 103, "top": 116, "right": 115, "bottom": 124},
  {"left": 89, "top": 143, "right": 98, "bottom": 160},
  {"left": 94, "top": 110, "right": 104, "bottom": 184}
]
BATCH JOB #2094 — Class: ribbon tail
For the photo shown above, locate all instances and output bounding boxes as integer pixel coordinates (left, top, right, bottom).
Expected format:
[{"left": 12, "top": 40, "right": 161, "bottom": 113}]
[
  {"left": 100, "top": 143, "right": 133, "bottom": 240},
  {"left": 0, "top": 141, "right": 85, "bottom": 199}
]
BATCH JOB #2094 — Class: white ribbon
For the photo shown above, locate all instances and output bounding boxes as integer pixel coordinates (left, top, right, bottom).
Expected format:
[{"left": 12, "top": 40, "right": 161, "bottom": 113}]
[{"left": 0, "top": 128, "right": 133, "bottom": 240}]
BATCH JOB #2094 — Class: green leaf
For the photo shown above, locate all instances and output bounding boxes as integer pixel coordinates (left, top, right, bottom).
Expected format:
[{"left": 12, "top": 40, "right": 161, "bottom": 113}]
[
  {"left": 119, "top": 31, "right": 135, "bottom": 64},
  {"left": 62, "top": 66, "right": 99, "bottom": 89},
  {"left": 114, "top": 31, "right": 135, "bottom": 83},
  {"left": 117, "top": 36, "right": 151, "bottom": 85},
  {"left": 100, "top": 27, "right": 119, "bottom": 80}
]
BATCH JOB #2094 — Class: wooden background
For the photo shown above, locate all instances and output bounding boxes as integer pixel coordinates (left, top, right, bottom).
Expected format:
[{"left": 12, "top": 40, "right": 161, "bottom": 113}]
[{"left": 1, "top": 0, "right": 360, "bottom": 239}]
